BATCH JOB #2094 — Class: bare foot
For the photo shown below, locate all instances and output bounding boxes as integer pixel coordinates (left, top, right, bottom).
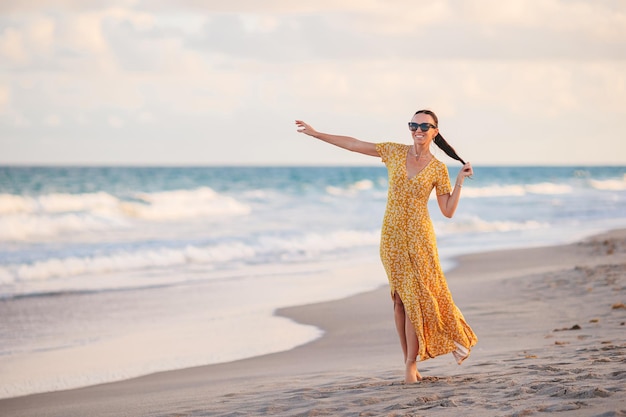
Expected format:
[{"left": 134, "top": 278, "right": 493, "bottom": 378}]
[{"left": 404, "top": 360, "right": 422, "bottom": 383}]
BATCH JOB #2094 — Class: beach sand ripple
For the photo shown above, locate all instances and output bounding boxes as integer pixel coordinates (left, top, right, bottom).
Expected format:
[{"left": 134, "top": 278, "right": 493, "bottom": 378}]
[{"left": 188, "top": 341, "right": 625, "bottom": 416}]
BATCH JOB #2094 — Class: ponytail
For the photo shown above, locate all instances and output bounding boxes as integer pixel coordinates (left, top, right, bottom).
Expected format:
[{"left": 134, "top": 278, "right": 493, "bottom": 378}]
[
  {"left": 415, "top": 109, "right": 466, "bottom": 165},
  {"left": 434, "top": 133, "right": 465, "bottom": 165}
]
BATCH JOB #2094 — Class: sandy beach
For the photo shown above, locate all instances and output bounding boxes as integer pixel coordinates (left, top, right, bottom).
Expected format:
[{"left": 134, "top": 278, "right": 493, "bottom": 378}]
[{"left": 1, "top": 229, "right": 625, "bottom": 417}]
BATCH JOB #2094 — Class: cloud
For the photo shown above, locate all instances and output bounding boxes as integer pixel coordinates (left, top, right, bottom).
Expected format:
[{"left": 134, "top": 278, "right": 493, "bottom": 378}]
[
  {"left": 137, "top": 111, "right": 155, "bottom": 124},
  {"left": 1, "top": 1, "right": 624, "bottom": 78},
  {"left": 455, "top": 0, "right": 626, "bottom": 41},
  {"left": 107, "top": 115, "right": 124, "bottom": 128},
  {"left": 0, "top": 84, "right": 9, "bottom": 112},
  {"left": 0, "top": 27, "right": 28, "bottom": 64},
  {"left": 136, "top": 0, "right": 369, "bottom": 14},
  {"left": 0, "top": 0, "right": 625, "bottom": 165},
  {"left": 178, "top": 3, "right": 626, "bottom": 62},
  {"left": 43, "top": 114, "right": 61, "bottom": 126},
  {"left": 0, "top": 0, "right": 138, "bottom": 14}
]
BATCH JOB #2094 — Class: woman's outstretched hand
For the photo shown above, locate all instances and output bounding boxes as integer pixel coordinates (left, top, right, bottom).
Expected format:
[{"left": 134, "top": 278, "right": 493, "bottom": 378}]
[
  {"left": 295, "top": 120, "right": 317, "bottom": 137},
  {"left": 294, "top": 120, "right": 379, "bottom": 157}
]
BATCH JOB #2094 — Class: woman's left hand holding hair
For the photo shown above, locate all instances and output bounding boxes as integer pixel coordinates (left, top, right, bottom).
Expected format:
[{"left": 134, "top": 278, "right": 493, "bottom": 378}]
[{"left": 456, "top": 162, "right": 473, "bottom": 187}]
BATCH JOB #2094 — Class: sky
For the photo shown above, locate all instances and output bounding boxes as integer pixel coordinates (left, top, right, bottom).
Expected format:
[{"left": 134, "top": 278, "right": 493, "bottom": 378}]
[{"left": 0, "top": 0, "right": 625, "bottom": 166}]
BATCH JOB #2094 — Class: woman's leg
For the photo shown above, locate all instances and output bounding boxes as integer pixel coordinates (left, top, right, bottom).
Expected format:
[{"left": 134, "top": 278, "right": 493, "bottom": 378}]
[
  {"left": 404, "top": 313, "right": 421, "bottom": 382},
  {"left": 393, "top": 292, "right": 407, "bottom": 363},
  {"left": 393, "top": 293, "right": 421, "bottom": 382}
]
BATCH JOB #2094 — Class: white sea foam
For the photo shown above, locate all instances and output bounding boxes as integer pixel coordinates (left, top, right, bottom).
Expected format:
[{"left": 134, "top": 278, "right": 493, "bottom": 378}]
[
  {"left": 0, "top": 192, "right": 119, "bottom": 215},
  {"left": 326, "top": 179, "right": 374, "bottom": 196},
  {"left": 588, "top": 176, "right": 626, "bottom": 191},
  {"left": 460, "top": 183, "right": 573, "bottom": 198},
  {"left": 0, "top": 188, "right": 249, "bottom": 219},
  {"left": 121, "top": 187, "right": 251, "bottom": 220},
  {"left": 0, "top": 267, "right": 13, "bottom": 285},
  {"left": 259, "top": 230, "right": 380, "bottom": 257},
  {"left": 0, "top": 213, "right": 127, "bottom": 241},
  {"left": 436, "top": 216, "right": 547, "bottom": 235},
  {"left": 524, "top": 182, "right": 573, "bottom": 195},
  {"left": 0, "top": 188, "right": 251, "bottom": 241},
  {"left": 0, "top": 216, "right": 552, "bottom": 294},
  {"left": 6, "top": 242, "right": 254, "bottom": 283},
  {"left": 0, "top": 229, "right": 380, "bottom": 295},
  {"left": 0, "top": 193, "right": 36, "bottom": 214}
]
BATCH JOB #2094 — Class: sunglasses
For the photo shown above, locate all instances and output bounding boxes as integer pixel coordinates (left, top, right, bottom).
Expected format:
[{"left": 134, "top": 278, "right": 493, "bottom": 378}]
[{"left": 408, "top": 122, "right": 437, "bottom": 132}]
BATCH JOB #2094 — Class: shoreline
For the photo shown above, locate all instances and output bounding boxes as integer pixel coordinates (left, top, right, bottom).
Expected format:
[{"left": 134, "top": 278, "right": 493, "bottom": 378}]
[{"left": 1, "top": 229, "right": 625, "bottom": 416}]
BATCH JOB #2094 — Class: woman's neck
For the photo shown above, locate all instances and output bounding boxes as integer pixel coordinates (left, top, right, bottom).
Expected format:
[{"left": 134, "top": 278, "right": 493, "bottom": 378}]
[{"left": 412, "top": 144, "right": 431, "bottom": 157}]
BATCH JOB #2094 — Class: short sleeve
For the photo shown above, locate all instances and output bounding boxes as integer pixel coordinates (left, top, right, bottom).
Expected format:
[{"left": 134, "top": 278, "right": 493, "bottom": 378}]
[
  {"left": 434, "top": 161, "right": 452, "bottom": 196},
  {"left": 375, "top": 142, "right": 396, "bottom": 164}
]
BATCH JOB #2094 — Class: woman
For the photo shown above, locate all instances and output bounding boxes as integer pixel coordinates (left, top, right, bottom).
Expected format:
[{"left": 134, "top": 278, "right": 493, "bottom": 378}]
[{"left": 295, "top": 109, "right": 477, "bottom": 383}]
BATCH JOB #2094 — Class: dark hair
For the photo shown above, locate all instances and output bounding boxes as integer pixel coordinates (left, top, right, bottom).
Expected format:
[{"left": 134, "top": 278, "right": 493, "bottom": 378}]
[{"left": 415, "top": 109, "right": 465, "bottom": 165}]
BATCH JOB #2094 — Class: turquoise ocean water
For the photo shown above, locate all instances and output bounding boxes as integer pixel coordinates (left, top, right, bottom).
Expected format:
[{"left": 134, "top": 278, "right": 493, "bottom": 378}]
[{"left": 1, "top": 164, "right": 625, "bottom": 397}]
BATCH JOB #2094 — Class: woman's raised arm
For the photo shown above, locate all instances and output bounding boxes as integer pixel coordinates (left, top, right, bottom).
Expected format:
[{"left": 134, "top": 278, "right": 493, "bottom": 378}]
[{"left": 295, "top": 120, "right": 380, "bottom": 157}]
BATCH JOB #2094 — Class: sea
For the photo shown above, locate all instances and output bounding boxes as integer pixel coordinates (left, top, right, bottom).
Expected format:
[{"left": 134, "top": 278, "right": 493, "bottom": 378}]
[{"left": 1, "top": 164, "right": 625, "bottom": 398}]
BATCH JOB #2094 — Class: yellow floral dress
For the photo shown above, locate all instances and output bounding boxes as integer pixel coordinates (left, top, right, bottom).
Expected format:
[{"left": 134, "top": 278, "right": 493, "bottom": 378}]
[{"left": 376, "top": 142, "right": 477, "bottom": 363}]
